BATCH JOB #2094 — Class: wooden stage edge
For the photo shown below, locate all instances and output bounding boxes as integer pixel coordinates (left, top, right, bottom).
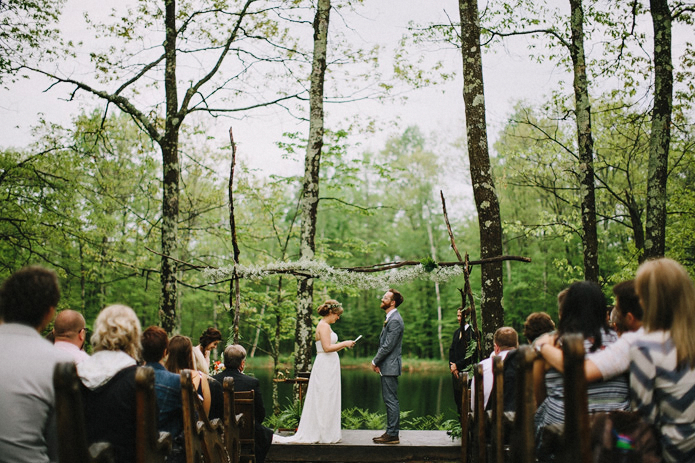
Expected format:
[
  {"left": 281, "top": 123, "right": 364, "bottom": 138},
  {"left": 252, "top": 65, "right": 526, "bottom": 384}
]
[{"left": 267, "top": 430, "right": 461, "bottom": 462}]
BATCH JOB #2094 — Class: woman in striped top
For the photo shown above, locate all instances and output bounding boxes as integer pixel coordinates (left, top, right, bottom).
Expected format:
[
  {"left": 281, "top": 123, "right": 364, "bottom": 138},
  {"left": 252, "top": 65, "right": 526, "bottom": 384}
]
[
  {"left": 533, "top": 281, "right": 630, "bottom": 461},
  {"left": 631, "top": 258, "right": 695, "bottom": 463}
]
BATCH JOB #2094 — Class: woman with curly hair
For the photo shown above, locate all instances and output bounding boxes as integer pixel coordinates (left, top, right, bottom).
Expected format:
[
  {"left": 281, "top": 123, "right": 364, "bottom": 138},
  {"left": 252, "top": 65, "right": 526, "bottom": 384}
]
[
  {"left": 77, "top": 304, "right": 142, "bottom": 463},
  {"left": 192, "top": 327, "right": 222, "bottom": 374},
  {"left": 274, "top": 299, "right": 356, "bottom": 444}
]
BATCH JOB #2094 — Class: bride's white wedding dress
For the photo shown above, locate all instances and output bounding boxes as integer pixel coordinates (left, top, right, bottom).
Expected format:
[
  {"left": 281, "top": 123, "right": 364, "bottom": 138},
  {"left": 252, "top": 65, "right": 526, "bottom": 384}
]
[{"left": 274, "top": 330, "right": 342, "bottom": 444}]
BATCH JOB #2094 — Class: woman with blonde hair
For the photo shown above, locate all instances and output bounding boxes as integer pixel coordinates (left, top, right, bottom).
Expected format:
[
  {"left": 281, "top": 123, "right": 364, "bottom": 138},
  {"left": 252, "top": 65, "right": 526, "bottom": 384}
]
[
  {"left": 166, "top": 335, "right": 212, "bottom": 417},
  {"left": 77, "top": 304, "right": 142, "bottom": 463},
  {"left": 631, "top": 258, "right": 695, "bottom": 462},
  {"left": 274, "top": 299, "right": 356, "bottom": 444}
]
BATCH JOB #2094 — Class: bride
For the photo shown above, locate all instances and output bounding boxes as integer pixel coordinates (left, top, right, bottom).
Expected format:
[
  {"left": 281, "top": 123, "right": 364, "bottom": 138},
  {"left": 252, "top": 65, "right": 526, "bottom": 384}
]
[{"left": 274, "top": 299, "right": 356, "bottom": 444}]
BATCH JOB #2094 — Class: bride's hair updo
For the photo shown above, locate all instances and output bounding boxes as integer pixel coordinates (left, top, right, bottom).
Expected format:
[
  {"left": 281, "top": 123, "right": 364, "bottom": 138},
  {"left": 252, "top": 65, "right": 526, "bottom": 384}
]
[{"left": 318, "top": 299, "right": 343, "bottom": 317}]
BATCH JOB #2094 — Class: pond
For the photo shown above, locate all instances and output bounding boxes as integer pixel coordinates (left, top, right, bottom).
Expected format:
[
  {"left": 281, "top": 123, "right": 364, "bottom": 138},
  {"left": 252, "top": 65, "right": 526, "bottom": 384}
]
[{"left": 250, "top": 367, "right": 459, "bottom": 422}]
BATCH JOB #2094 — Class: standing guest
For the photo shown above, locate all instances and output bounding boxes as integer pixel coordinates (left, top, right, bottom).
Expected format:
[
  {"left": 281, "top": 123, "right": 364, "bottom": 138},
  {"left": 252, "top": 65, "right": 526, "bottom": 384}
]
[
  {"left": 167, "top": 335, "right": 211, "bottom": 417},
  {"left": 470, "top": 327, "right": 518, "bottom": 411},
  {"left": 630, "top": 258, "right": 695, "bottom": 463},
  {"left": 193, "top": 327, "right": 222, "bottom": 374},
  {"left": 214, "top": 345, "right": 273, "bottom": 463},
  {"left": 0, "top": 266, "right": 72, "bottom": 463},
  {"left": 448, "top": 307, "right": 474, "bottom": 416},
  {"left": 141, "top": 326, "right": 184, "bottom": 461},
  {"left": 53, "top": 309, "right": 90, "bottom": 364},
  {"left": 523, "top": 312, "right": 555, "bottom": 344},
  {"left": 77, "top": 304, "right": 141, "bottom": 463},
  {"left": 371, "top": 289, "right": 405, "bottom": 445}
]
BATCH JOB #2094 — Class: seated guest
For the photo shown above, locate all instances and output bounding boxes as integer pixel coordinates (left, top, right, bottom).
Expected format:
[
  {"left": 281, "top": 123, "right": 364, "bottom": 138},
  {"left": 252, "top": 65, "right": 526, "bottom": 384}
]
[
  {"left": 166, "top": 335, "right": 211, "bottom": 417},
  {"left": 193, "top": 327, "right": 222, "bottom": 374},
  {"left": 631, "top": 258, "right": 695, "bottom": 463},
  {"left": 533, "top": 281, "right": 629, "bottom": 460},
  {"left": 0, "top": 266, "right": 72, "bottom": 463},
  {"left": 470, "top": 327, "right": 518, "bottom": 412},
  {"left": 213, "top": 345, "right": 273, "bottom": 463},
  {"left": 535, "top": 279, "right": 643, "bottom": 382},
  {"left": 141, "top": 326, "right": 184, "bottom": 460},
  {"left": 53, "top": 309, "right": 90, "bottom": 364},
  {"left": 523, "top": 312, "right": 555, "bottom": 344},
  {"left": 77, "top": 304, "right": 141, "bottom": 463}
]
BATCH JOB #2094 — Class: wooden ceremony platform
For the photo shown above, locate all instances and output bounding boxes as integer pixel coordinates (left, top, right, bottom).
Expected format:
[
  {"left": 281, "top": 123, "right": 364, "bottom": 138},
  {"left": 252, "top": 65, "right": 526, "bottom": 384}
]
[{"left": 267, "top": 430, "right": 461, "bottom": 463}]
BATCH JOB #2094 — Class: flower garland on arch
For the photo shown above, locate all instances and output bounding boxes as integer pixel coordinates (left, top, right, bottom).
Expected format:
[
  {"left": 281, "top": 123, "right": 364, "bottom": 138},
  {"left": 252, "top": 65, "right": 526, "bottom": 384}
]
[{"left": 202, "top": 258, "right": 465, "bottom": 290}]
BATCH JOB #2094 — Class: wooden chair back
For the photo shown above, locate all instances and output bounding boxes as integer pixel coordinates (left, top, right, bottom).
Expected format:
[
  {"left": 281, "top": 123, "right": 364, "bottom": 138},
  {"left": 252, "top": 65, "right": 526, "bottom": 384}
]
[
  {"left": 235, "top": 390, "right": 256, "bottom": 463},
  {"left": 135, "top": 366, "right": 172, "bottom": 463},
  {"left": 53, "top": 362, "right": 115, "bottom": 463},
  {"left": 489, "top": 355, "right": 505, "bottom": 463},
  {"left": 222, "top": 377, "right": 242, "bottom": 463},
  {"left": 459, "top": 372, "right": 469, "bottom": 463},
  {"left": 509, "top": 346, "right": 535, "bottom": 463},
  {"left": 473, "top": 362, "right": 486, "bottom": 463},
  {"left": 180, "top": 369, "right": 229, "bottom": 463},
  {"left": 562, "top": 334, "right": 591, "bottom": 463}
]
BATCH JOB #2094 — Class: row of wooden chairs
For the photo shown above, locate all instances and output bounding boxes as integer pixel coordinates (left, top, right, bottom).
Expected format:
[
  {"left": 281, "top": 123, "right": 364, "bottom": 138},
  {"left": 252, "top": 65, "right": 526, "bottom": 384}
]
[
  {"left": 460, "top": 333, "right": 592, "bottom": 463},
  {"left": 53, "top": 364, "right": 256, "bottom": 463}
]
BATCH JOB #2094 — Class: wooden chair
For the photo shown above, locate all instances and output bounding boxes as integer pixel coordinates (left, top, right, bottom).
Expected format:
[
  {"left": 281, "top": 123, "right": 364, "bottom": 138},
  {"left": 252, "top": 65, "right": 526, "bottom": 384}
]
[
  {"left": 222, "top": 377, "right": 242, "bottom": 463},
  {"left": 509, "top": 346, "right": 535, "bottom": 463},
  {"left": 53, "top": 362, "right": 115, "bottom": 463},
  {"left": 234, "top": 390, "right": 256, "bottom": 463},
  {"left": 489, "top": 355, "right": 505, "bottom": 463},
  {"left": 472, "top": 363, "right": 486, "bottom": 463},
  {"left": 561, "top": 334, "right": 591, "bottom": 463},
  {"left": 459, "top": 372, "right": 470, "bottom": 463},
  {"left": 134, "top": 366, "right": 172, "bottom": 463},
  {"left": 181, "top": 369, "right": 230, "bottom": 463}
]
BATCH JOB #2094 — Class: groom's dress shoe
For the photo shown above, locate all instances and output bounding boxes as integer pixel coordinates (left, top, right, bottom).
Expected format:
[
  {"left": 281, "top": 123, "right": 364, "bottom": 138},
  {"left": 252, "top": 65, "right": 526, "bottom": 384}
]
[
  {"left": 374, "top": 434, "right": 400, "bottom": 444},
  {"left": 372, "top": 433, "right": 389, "bottom": 442}
]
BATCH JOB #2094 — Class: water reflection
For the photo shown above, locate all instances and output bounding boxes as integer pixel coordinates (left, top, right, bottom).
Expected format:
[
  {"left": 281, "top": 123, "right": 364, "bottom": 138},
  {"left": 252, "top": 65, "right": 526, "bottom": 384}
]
[{"left": 250, "top": 367, "right": 458, "bottom": 422}]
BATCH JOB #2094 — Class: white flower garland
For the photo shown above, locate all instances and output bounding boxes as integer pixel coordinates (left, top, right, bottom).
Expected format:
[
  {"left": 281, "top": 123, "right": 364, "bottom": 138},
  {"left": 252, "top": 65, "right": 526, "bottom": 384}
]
[{"left": 203, "top": 259, "right": 464, "bottom": 290}]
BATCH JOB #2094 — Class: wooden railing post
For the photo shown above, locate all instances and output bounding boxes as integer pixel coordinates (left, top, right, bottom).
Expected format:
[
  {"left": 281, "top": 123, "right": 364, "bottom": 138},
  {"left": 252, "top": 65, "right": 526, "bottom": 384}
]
[
  {"left": 460, "top": 372, "right": 469, "bottom": 463},
  {"left": 562, "top": 334, "right": 591, "bottom": 463},
  {"left": 491, "top": 355, "right": 504, "bottom": 463},
  {"left": 510, "top": 346, "right": 535, "bottom": 463},
  {"left": 473, "top": 363, "right": 486, "bottom": 463}
]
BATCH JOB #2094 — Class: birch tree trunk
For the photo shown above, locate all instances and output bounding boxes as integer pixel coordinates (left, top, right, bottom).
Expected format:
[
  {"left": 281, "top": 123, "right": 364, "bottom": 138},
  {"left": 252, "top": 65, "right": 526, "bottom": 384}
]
[
  {"left": 160, "top": 0, "right": 181, "bottom": 333},
  {"left": 458, "top": 0, "right": 504, "bottom": 354},
  {"left": 644, "top": 0, "right": 672, "bottom": 260},
  {"left": 568, "top": 0, "right": 599, "bottom": 282},
  {"left": 295, "top": 0, "right": 330, "bottom": 373}
]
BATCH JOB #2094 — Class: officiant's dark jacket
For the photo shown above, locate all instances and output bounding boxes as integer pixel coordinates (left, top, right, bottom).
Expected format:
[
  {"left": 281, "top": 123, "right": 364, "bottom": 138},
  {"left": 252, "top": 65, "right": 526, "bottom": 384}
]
[{"left": 213, "top": 368, "right": 273, "bottom": 463}]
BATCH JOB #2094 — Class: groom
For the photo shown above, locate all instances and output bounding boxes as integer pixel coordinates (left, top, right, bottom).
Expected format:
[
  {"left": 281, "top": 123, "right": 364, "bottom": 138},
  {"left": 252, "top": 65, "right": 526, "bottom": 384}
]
[{"left": 371, "top": 288, "right": 405, "bottom": 444}]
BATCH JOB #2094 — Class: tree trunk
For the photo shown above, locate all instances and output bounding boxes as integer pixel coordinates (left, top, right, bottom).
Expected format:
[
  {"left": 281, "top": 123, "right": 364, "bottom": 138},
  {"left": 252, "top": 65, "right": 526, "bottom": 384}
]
[
  {"left": 159, "top": 0, "right": 180, "bottom": 334},
  {"left": 569, "top": 0, "right": 599, "bottom": 282},
  {"left": 294, "top": 0, "right": 330, "bottom": 374},
  {"left": 458, "top": 0, "right": 504, "bottom": 354},
  {"left": 644, "top": 0, "right": 672, "bottom": 259}
]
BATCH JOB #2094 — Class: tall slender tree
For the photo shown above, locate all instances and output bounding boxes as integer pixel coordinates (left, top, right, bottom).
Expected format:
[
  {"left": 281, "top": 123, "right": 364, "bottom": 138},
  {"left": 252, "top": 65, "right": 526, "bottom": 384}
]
[
  {"left": 295, "top": 0, "right": 331, "bottom": 373},
  {"left": 568, "top": 0, "right": 599, "bottom": 281},
  {"left": 644, "top": 0, "right": 673, "bottom": 260},
  {"left": 458, "top": 0, "right": 505, "bottom": 353}
]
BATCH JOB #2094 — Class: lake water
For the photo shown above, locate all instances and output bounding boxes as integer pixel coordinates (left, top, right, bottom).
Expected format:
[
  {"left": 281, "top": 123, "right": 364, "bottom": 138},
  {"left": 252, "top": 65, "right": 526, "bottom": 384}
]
[{"left": 251, "top": 367, "right": 459, "bottom": 422}]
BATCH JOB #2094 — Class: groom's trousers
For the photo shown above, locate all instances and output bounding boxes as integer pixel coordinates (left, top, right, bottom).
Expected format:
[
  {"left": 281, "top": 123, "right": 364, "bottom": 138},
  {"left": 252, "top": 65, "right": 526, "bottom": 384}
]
[{"left": 381, "top": 375, "right": 400, "bottom": 436}]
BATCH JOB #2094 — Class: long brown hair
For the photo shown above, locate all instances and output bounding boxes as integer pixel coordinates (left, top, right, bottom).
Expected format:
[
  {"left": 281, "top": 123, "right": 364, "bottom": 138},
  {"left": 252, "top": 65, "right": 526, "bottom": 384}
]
[
  {"left": 636, "top": 258, "right": 695, "bottom": 367},
  {"left": 166, "top": 335, "right": 194, "bottom": 373}
]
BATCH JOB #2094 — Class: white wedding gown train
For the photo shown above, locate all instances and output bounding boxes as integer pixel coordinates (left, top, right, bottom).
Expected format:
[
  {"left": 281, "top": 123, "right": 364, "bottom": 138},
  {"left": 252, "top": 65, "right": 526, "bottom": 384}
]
[{"left": 273, "top": 331, "right": 342, "bottom": 444}]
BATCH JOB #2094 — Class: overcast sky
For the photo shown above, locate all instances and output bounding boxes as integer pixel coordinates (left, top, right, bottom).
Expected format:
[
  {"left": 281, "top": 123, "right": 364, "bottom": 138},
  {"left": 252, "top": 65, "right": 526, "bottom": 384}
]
[{"left": 1, "top": 0, "right": 569, "bottom": 217}]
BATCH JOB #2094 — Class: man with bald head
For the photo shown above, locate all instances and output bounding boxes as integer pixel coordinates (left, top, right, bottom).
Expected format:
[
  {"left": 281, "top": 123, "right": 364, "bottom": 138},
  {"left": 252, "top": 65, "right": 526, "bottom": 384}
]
[{"left": 53, "top": 309, "right": 89, "bottom": 364}]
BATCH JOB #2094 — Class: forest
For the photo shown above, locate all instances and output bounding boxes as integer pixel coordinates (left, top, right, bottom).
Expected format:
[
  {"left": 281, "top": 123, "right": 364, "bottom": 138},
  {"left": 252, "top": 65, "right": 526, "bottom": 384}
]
[{"left": 1, "top": 0, "right": 694, "bottom": 375}]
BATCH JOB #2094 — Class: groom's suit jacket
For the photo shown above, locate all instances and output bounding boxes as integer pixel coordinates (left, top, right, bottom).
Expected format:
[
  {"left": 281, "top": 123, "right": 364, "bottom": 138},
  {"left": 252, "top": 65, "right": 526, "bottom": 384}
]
[{"left": 373, "top": 310, "right": 404, "bottom": 376}]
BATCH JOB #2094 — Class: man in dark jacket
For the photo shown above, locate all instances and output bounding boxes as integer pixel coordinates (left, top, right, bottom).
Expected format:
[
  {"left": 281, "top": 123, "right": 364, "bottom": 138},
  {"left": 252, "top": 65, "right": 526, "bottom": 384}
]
[
  {"left": 213, "top": 345, "right": 273, "bottom": 463},
  {"left": 449, "top": 307, "right": 473, "bottom": 416}
]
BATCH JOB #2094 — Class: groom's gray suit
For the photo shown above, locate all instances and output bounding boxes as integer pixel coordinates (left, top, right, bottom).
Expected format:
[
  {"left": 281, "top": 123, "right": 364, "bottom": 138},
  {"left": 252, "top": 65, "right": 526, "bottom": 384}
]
[{"left": 373, "top": 309, "right": 404, "bottom": 437}]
